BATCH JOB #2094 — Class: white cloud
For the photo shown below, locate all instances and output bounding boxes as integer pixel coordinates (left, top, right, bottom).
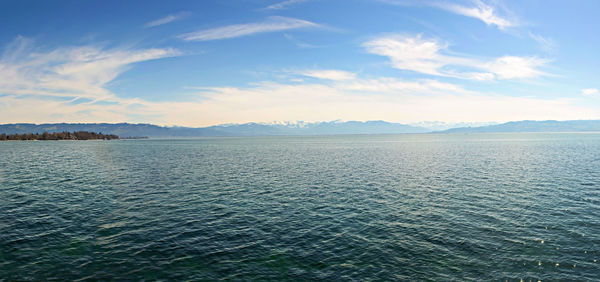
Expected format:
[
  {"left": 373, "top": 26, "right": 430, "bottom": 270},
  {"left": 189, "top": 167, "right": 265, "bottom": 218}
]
[
  {"left": 485, "top": 56, "right": 549, "bottom": 80},
  {"left": 460, "top": 72, "right": 496, "bottom": 81},
  {"left": 178, "top": 16, "right": 319, "bottom": 41},
  {"left": 144, "top": 12, "right": 189, "bottom": 28},
  {"left": 0, "top": 37, "right": 179, "bottom": 101},
  {"left": 434, "top": 0, "right": 516, "bottom": 30},
  {"left": 582, "top": 88, "right": 599, "bottom": 96},
  {"left": 364, "top": 34, "right": 549, "bottom": 80},
  {"left": 264, "top": 0, "right": 307, "bottom": 10},
  {"left": 363, "top": 34, "right": 450, "bottom": 76},
  {"left": 300, "top": 70, "right": 356, "bottom": 80},
  {"left": 337, "top": 77, "right": 469, "bottom": 94}
]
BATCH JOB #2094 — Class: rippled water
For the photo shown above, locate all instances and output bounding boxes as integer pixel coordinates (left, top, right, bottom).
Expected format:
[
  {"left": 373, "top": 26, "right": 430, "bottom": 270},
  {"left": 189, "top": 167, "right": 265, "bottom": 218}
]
[{"left": 1, "top": 133, "right": 600, "bottom": 280}]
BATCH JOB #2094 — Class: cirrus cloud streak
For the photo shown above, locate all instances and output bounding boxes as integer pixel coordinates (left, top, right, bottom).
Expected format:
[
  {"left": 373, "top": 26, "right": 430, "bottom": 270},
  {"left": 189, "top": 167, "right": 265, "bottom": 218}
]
[
  {"left": 178, "top": 16, "right": 319, "bottom": 41},
  {"left": 144, "top": 12, "right": 190, "bottom": 28}
]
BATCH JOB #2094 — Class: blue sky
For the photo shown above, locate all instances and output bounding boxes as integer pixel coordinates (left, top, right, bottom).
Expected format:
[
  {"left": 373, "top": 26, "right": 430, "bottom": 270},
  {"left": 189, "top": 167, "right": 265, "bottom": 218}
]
[{"left": 0, "top": 0, "right": 599, "bottom": 126}]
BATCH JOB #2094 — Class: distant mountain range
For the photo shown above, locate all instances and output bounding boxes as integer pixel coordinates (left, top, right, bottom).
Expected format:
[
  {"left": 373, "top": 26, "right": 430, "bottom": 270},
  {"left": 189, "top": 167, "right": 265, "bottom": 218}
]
[
  {"left": 1, "top": 120, "right": 599, "bottom": 137},
  {"left": 409, "top": 121, "right": 498, "bottom": 131},
  {"left": 440, "top": 120, "right": 600, "bottom": 133},
  {"left": 0, "top": 121, "right": 428, "bottom": 137}
]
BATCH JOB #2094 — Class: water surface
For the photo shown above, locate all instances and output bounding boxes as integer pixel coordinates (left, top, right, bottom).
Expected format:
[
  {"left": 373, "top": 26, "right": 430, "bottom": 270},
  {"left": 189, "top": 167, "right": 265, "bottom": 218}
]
[{"left": 1, "top": 133, "right": 599, "bottom": 280}]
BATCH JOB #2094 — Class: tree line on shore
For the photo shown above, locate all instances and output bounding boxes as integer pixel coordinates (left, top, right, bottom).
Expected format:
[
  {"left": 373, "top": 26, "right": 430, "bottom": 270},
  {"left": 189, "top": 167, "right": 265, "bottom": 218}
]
[{"left": 0, "top": 131, "right": 119, "bottom": 141}]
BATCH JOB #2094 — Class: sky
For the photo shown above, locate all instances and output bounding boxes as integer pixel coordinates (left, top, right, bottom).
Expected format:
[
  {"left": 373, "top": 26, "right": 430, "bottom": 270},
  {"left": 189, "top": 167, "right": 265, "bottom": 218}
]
[{"left": 0, "top": 0, "right": 599, "bottom": 127}]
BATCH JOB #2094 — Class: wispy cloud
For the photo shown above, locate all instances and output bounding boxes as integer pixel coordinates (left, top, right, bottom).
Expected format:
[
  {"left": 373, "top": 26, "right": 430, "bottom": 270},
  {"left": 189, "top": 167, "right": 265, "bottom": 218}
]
[
  {"left": 0, "top": 37, "right": 217, "bottom": 126},
  {"left": 283, "top": 34, "right": 322, "bottom": 48},
  {"left": 379, "top": 0, "right": 516, "bottom": 30},
  {"left": 264, "top": 0, "right": 308, "bottom": 10},
  {"left": 363, "top": 34, "right": 549, "bottom": 80},
  {"left": 582, "top": 88, "right": 599, "bottom": 96},
  {"left": 0, "top": 36, "right": 180, "bottom": 101},
  {"left": 337, "top": 77, "right": 469, "bottom": 94},
  {"left": 529, "top": 32, "right": 557, "bottom": 54},
  {"left": 144, "top": 12, "right": 189, "bottom": 28},
  {"left": 300, "top": 69, "right": 356, "bottom": 80},
  {"left": 178, "top": 16, "right": 319, "bottom": 41},
  {"left": 434, "top": 0, "right": 516, "bottom": 30}
]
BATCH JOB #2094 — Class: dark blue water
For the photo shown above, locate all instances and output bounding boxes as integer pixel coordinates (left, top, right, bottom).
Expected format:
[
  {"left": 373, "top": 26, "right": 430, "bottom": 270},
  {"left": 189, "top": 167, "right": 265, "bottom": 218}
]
[{"left": 1, "top": 133, "right": 599, "bottom": 280}]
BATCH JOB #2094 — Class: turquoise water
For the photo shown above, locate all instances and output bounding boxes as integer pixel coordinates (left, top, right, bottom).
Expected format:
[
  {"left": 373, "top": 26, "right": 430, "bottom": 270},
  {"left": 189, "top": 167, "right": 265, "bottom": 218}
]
[{"left": 1, "top": 133, "right": 599, "bottom": 280}]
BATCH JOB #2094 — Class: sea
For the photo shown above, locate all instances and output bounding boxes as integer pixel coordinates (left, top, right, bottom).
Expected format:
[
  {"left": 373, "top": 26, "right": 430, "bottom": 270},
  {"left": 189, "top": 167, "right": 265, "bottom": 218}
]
[{"left": 1, "top": 133, "right": 599, "bottom": 280}]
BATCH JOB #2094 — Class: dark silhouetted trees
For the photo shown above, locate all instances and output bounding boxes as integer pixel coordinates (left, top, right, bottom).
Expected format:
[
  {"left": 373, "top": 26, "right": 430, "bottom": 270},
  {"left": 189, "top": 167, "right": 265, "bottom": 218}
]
[{"left": 0, "top": 131, "right": 118, "bottom": 141}]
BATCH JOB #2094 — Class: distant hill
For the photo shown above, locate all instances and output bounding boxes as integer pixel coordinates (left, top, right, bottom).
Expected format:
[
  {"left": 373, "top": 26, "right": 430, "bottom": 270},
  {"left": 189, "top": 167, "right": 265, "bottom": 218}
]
[
  {"left": 0, "top": 121, "right": 429, "bottom": 137},
  {"left": 440, "top": 120, "right": 600, "bottom": 133},
  {"left": 0, "top": 123, "right": 204, "bottom": 138}
]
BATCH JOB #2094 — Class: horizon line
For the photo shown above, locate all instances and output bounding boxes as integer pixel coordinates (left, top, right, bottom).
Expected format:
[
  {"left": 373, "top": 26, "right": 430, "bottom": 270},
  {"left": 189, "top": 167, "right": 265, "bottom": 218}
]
[{"left": 1, "top": 118, "right": 599, "bottom": 129}]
